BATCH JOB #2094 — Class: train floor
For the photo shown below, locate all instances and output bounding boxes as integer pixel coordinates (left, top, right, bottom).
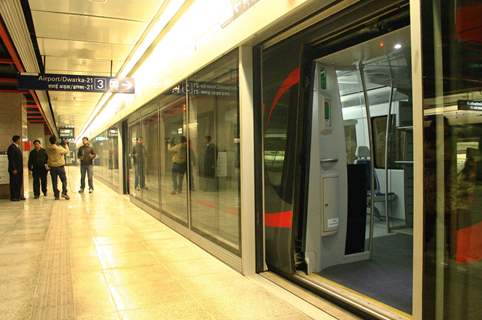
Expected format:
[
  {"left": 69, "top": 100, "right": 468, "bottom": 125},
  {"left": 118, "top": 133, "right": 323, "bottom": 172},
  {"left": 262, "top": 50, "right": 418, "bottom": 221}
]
[
  {"left": 319, "top": 233, "right": 413, "bottom": 314},
  {"left": 0, "top": 167, "right": 327, "bottom": 320}
]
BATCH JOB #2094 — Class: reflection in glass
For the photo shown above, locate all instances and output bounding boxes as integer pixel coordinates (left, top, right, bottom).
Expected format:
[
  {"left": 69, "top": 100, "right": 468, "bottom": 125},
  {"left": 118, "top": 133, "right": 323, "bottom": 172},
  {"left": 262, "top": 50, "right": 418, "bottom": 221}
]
[
  {"left": 188, "top": 50, "right": 240, "bottom": 250},
  {"left": 141, "top": 112, "right": 160, "bottom": 208},
  {"left": 128, "top": 123, "right": 142, "bottom": 199},
  {"left": 160, "top": 98, "right": 189, "bottom": 223},
  {"left": 422, "top": 1, "right": 482, "bottom": 319},
  {"left": 91, "top": 126, "right": 120, "bottom": 189}
]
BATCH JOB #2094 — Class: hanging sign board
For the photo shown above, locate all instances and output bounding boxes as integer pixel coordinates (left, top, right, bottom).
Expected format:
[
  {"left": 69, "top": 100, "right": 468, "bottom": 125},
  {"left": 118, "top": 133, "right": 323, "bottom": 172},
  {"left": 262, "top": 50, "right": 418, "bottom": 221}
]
[
  {"left": 17, "top": 73, "right": 135, "bottom": 94},
  {"left": 59, "top": 127, "right": 75, "bottom": 139},
  {"left": 458, "top": 100, "right": 482, "bottom": 111},
  {"left": 167, "top": 81, "right": 237, "bottom": 97}
]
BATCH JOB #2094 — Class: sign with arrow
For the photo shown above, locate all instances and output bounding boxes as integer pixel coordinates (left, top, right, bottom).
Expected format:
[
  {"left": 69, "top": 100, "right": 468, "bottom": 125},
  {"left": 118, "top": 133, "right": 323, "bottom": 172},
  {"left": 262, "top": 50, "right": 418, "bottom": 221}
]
[{"left": 17, "top": 73, "right": 135, "bottom": 94}]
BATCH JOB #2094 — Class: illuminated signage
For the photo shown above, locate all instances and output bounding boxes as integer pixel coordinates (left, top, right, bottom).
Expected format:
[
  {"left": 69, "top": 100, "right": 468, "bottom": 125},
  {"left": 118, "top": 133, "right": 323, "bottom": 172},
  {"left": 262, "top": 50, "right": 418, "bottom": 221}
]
[
  {"left": 168, "top": 81, "right": 237, "bottom": 96},
  {"left": 458, "top": 100, "right": 482, "bottom": 111},
  {"left": 59, "top": 127, "right": 74, "bottom": 139},
  {"left": 18, "top": 73, "right": 135, "bottom": 94}
]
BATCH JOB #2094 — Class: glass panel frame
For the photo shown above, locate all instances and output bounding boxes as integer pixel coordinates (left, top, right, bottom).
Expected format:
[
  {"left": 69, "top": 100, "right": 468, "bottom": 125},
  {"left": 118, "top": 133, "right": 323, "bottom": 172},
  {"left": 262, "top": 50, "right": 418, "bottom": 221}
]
[{"left": 187, "top": 49, "right": 241, "bottom": 253}]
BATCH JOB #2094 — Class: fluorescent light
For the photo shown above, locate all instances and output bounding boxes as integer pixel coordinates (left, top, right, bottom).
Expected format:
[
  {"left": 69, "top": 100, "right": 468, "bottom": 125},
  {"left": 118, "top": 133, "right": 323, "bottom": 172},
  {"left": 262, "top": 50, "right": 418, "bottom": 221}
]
[
  {"left": 394, "top": 43, "right": 402, "bottom": 50},
  {"left": 76, "top": 0, "right": 186, "bottom": 143}
]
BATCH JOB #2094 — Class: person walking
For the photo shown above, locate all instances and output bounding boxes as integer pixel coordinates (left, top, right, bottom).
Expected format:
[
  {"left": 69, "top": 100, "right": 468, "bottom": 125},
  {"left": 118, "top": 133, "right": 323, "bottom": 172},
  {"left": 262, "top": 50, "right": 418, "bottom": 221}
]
[
  {"left": 168, "top": 136, "right": 187, "bottom": 194},
  {"left": 28, "top": 140, "right": 48, "bottom": 199},
  {"left": 46, "top": 136, "right": 70, "bottom": 200},
  {"left": 7, "top": 135, "right": 25, "bottom": 201},
  {"left": 77, "top": 137, "right": 96, "bottom": 193}
]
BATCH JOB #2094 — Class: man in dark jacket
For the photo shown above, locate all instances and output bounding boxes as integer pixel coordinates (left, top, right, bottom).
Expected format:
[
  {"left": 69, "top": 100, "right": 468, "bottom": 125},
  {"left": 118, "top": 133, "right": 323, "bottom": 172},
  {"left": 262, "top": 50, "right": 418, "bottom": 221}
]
[
  {"left": 132, "top": 137, "right": 146, "bottom": 190},
  {"left": 28, "top": 140, "right": 48, "bottom": 199},
  {"left": 77, "top": 137, "right": 96, "bottom": 193},
  {"left": 7, "top": 135, "right": 25, "bottom": 201},
  {"left": 201, "top": 135, "right": 217, "bottom": 191}
]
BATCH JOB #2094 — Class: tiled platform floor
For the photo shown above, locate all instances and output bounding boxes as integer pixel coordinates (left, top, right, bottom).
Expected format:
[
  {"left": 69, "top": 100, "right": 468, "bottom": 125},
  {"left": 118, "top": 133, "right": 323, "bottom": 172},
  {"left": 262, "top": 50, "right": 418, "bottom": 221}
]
[{"left": 0, "top": 167, "right": 327, "bottom": 320}]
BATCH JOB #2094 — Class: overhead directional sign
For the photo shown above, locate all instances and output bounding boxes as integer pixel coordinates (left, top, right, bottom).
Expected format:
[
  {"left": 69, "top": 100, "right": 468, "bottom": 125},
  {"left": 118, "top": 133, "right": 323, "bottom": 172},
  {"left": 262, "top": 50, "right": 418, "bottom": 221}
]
[
  {"left": 17, "top": 73, "right": 135, "bottom": 94},
  {"left": 168, "top": 81, "right": 237, "bottom": 97},
  {"left": 458, "top": 100, "right": 482, "bottom": 111}
]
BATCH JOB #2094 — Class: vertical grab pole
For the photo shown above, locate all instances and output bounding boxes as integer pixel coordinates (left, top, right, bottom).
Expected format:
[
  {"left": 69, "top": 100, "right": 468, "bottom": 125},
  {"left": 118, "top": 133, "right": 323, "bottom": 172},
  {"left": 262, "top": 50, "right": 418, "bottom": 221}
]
[
  {"left": 359, "top": 63, "right": 375, "bottom": 257},
  {"left": 385, "top": 55, "right": 395, "bottom": 234}
]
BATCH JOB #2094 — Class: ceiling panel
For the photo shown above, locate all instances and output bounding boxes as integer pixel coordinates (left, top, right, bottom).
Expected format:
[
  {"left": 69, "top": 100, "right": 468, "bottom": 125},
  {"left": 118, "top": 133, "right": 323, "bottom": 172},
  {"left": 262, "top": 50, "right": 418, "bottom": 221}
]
[
  {"left": 50, "top": 91, "right": 103, "bottom": 103},
  {"left": 44, "top": 56, "right": 122, "bottom": 74},
  {"left": 29, "top": 0, "right": 163, "bottom": 22},
  {"left": 38, "top": 38, "right": 131, "bottom": 60},
  {"left": 28, "top": 0, "right": 162, "bottom": 134},
  {"left": 32, "top": 11, "right": 146, "bottom": 45}
]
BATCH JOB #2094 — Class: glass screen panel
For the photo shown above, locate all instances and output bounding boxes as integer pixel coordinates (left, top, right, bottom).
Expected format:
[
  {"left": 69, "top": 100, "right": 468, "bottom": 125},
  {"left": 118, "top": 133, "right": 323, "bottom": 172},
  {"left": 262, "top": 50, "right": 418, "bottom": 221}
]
[{"left": 187, "top": 50, "right": 241, "bottom": 251}]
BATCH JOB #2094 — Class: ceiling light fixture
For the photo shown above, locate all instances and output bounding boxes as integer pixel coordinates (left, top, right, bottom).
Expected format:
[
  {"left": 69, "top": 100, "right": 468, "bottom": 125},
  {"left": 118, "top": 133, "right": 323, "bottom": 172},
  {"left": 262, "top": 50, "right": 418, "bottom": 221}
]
[
  {"left": 76, "top": 0, "right": 186, "bottom": 143},
  {"left": 394, "top": 43, "right": 402, "bottom": 50}
]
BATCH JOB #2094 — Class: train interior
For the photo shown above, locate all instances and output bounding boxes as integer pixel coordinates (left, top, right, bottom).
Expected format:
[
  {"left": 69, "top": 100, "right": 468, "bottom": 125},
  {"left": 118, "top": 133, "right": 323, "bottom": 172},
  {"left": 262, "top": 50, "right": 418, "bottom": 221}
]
[{"left": 300, "top": 26, "right": 414, "bottom": 314}]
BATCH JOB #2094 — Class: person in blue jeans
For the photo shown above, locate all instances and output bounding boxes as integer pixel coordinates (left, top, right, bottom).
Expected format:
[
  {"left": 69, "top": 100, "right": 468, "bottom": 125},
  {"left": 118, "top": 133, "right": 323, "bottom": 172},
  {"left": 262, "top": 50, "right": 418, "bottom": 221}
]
[
  {"left": 168, "top": 136, "right": 187, "bottom": 194},
  {"left": 46, "top": 136, "right": 70, "bottom": 200}
]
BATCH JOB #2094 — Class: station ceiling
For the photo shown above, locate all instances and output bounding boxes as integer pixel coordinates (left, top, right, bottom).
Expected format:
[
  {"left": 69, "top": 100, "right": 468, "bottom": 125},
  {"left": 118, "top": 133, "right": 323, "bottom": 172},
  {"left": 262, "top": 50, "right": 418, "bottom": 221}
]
[
  {"left": 0, "top": 20, "right": 48, "bottom": 130},
  {"left": 28, "top": 0, "right": 164, "bottom": 134}
]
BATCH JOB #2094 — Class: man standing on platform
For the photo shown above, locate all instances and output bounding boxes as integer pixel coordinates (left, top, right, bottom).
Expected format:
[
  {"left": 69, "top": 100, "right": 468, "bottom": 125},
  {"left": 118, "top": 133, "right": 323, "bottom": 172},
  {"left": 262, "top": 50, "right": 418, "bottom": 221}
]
[
  {"left": 46, "top": 136, "right": 70, "bottom": 200},
  {"left": 28, "top": 140, "right": 48, "bottom": 199},
  {"left": 77, "top": 137, "right": 96, "bottom": 193},
  {"left": 7, "top": 135, "right": 25, "bottom": 201},
  {"left": 132, "top": 137, "right": 146, "bottom": 190}
]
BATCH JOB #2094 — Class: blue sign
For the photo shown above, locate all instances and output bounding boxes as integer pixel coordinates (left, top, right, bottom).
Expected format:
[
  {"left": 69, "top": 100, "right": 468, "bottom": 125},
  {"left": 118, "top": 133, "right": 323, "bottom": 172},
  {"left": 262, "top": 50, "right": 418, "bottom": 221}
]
[{"left": 17, "top": 73, "right": 135, "bottom": 94}]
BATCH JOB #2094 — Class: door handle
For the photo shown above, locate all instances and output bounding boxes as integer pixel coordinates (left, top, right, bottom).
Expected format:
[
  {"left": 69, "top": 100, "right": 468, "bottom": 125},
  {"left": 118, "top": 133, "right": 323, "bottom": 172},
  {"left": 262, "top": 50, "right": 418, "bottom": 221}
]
[{"left": 320, "top": 158, "right": 338, "bottom": 164}]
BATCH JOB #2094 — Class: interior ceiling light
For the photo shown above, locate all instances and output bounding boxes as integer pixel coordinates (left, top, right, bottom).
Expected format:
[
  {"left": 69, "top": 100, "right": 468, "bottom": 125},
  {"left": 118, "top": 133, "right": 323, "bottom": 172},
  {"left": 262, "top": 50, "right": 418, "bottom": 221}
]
[{"left": 394, "top": 43, "right": 402, "bottom": 50}]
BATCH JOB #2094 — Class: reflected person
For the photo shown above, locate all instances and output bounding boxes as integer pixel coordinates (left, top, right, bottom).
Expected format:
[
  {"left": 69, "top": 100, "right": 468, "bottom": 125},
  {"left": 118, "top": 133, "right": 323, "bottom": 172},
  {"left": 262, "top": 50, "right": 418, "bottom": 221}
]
[
  {"left": 202, "top": 135, "right": 217, "bottom": 191},
  {"left": 168, "top": 136, "right": 187, "bottom": 194},
  {"left": 132, "top": 137, "right": 146, "bottom": 190}
]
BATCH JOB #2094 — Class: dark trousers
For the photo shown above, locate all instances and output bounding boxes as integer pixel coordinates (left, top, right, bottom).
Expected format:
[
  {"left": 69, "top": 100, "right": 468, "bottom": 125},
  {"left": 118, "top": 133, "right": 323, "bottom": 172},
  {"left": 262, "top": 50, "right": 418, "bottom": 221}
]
[
  {"left": 80, "top": 165, "right": 94, "bottom": 190},
  {"left": 33, "top": 170, "right": 48, "bottom": 196},
  {"left": 50, "top": 166, "right": 67, "bottom": 197},
  {"left": 9, "top": 171, "right": 23, "bottom": 200},
  {"left": 135, "top": 161, "right": 145, "bottom": 189}
]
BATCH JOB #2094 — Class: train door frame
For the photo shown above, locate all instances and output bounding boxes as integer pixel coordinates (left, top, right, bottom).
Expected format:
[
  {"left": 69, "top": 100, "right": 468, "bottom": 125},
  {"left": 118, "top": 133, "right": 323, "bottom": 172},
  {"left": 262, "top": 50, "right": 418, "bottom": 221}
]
[{"left": 254, "top": 0, "right": 425, "bottom": 319}]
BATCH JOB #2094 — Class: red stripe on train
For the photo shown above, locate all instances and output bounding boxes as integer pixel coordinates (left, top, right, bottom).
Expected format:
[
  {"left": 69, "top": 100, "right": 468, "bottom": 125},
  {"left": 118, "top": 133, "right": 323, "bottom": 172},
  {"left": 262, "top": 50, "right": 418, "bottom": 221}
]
[
  {"left": 456, "top": 221, "right": 482, "bottom": 264},
  {"left": 265, "top": 211, "right": 293, "bottom": 228},
  {"left": 267, "top": 67, "right": 300, "bottom": 123}
]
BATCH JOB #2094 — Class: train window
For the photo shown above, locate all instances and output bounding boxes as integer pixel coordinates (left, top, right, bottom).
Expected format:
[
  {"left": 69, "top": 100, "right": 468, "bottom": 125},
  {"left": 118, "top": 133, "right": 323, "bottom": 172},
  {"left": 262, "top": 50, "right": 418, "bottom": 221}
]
[
  {"left": 344, "top": 122, "right": 357, "bottom": 164},
  {"left": 372, "top": 115, "right": 411, "bottom": 169}
]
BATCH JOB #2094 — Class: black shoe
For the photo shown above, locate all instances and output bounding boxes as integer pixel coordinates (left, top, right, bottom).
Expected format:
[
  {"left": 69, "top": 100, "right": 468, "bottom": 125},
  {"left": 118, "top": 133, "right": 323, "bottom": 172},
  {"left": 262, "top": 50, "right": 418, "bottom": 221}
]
[
  {"left": 89, "top": 188, "right": 93, "bottom": 193},
  {"left": 43, "top": 193, "right": 47, "bottom": 197},
  {"left": 78, "top": 189, "right": 84, "bottom": 193},
  {"left": 62, "top": 193, "right": 70, "bottom": 200},
  {"left": 10, "top": 198, "right": 20, "bottom": 201},
  {"left": 54, "top": 196, "right": 60, "bottom": 200},
  {"left": 20, "top": 197, "right": 26, "bottom": 201},
  {"left": 34, "top": 195, "right": 40, "bottom": 199}
]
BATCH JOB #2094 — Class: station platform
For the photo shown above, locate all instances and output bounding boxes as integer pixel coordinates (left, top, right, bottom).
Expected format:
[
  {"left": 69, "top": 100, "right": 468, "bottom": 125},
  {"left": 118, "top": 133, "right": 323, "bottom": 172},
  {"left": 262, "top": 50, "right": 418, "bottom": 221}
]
[{"left": 0, "top": 168, "right": 336, "bottom": 320}]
